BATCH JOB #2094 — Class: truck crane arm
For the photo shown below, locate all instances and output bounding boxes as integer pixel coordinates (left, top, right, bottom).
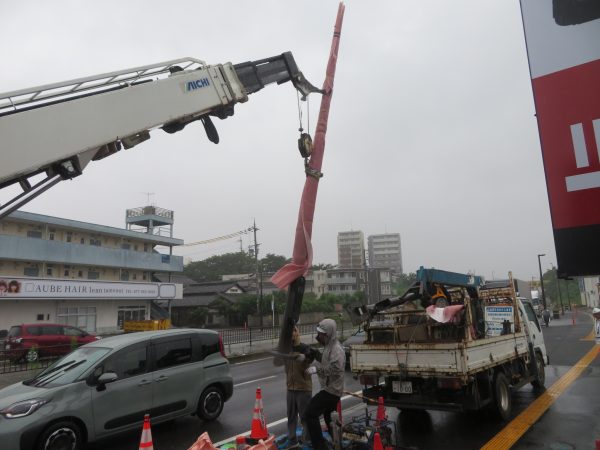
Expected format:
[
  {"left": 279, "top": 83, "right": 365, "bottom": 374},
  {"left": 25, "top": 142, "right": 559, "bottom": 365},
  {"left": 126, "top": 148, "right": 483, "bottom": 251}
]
[{"left": 0, "top": 52, "right": 322, "bottom": 220}]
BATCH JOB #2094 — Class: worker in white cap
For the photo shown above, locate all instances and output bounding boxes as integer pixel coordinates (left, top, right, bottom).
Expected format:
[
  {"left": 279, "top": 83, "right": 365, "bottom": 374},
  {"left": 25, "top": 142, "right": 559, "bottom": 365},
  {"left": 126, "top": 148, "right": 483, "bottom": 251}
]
[{"left": 302, "top": 318, "right": 345, "bottom": 450}]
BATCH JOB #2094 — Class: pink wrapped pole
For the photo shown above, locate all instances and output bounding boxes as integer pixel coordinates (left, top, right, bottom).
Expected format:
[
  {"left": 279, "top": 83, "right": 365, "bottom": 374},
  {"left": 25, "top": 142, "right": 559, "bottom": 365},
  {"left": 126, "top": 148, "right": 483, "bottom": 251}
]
[
  {"left": 272, "top": 2, "right": 345, "bottom": 289},
  {"left": 271, "top": 3, "right": 345, "bottom": 356}
]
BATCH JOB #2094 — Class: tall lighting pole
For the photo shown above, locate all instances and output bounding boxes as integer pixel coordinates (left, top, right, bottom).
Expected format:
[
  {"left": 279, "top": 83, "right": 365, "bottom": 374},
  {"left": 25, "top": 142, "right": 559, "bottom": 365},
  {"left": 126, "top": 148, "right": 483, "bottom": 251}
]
[
  {"left": 537, "top": 254, "right": 547, "bottom": 309},
  {"left": 551, "top": 264, "right": 564, "bottom": 315},
  {"left": 252, "top": 220, "right": 262, "bottom": 328}
]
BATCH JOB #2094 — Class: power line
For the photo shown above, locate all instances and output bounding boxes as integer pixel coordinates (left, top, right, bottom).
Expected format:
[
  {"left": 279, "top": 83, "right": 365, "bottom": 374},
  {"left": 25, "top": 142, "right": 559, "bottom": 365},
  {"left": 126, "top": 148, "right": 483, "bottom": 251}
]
[{"left": 181, "top": 227, "right": 254, "bottom": 247}]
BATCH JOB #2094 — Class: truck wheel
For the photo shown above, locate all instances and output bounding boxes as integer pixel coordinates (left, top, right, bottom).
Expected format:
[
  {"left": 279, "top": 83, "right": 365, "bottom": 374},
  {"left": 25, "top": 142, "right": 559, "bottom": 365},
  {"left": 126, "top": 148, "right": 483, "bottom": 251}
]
[
  {"left": 197, "top": 386, "right": 224, "bottom": 421},
  {"left": 493, "top": 372, "right": 511, "bottom": 421},
  {"left": 531, "top": 353, "right": 545, "bottom": 389}
]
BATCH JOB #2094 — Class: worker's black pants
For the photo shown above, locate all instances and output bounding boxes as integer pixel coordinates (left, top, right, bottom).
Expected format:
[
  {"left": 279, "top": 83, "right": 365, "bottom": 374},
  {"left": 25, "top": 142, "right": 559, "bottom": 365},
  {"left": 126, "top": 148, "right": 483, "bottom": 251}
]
[{"left": 303, "top": 390, "right": 340, "bottom": 450}]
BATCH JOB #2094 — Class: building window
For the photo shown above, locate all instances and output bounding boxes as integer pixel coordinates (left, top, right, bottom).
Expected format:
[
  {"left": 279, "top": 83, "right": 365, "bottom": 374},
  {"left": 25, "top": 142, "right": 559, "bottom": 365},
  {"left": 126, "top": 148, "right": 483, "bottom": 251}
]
[
  {"left": 24, "top": 266, "right": 39, "bottom": 277},
  {"left": 144, "top": 243, "right": 149, "bottom": 252},
  {"left": 78, "top": 270, "right": 83, "bottom": 277},
  {"left": 80, "top": 238, "right": 85, "bottom": 244},
  {"left": 27, "top": 230, "right": 42, "bottom": 239},
  {"left": 121, "top": 243, "right": 131, "bottom": 250},
  {"left": 88, "top": 271, "right": 100, "bottom": 280},
  {"left": 132, "top": 273, "right": 137, "bottom": 280},
  {"left": 120, "top": 271, "right": 130, "bottom": 281},
  {"left": 57, "top": 306, "right": 97, "bottom": 332},
  {"left": 143, "top": 272, "right": 148, "bottom": 281},
  {"left": 90, "top": 238, "right": 101, "bottom": 246},
  {"left": 46, "top": 267, "right": 53, "bottom": 276},
  {"left": 117, "top": 306, "right": 146, "bottom": 329},
  {"left": 66, "top": 232, "right": 72, "bottom": 243},
  {"left": 134, "top": 244, "right": 139, "bottom": 251},
  {"left": 49, "top": 232, "right": 55, "bottom": 240}
]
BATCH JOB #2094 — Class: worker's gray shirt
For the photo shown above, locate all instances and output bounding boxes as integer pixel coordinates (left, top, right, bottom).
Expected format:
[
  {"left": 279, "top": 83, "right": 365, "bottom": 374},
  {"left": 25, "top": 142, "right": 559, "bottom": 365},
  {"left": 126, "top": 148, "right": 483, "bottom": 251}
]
[{"left": 315, "top": 338, "right": 345, "bottom": 397}]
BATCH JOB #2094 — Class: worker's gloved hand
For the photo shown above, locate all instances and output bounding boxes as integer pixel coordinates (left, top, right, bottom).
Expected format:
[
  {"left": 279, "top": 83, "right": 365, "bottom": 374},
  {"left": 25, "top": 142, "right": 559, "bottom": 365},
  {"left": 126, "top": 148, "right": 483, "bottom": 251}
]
[
  {"left": 295, "top": 354, "right": 306, "bottom": 362},
  {"left": 293, "top": 343, "right": 310, "bottom": 354},
  {"left": 305, "top": 366, "right": 317, "bottom": 375}
]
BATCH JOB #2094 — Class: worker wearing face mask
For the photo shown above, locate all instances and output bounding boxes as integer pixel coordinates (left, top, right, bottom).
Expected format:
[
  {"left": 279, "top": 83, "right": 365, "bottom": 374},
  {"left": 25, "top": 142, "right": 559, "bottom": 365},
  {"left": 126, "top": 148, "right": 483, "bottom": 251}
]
[{"left": 302, "top": 318, "right": 345, "bottom": 450}]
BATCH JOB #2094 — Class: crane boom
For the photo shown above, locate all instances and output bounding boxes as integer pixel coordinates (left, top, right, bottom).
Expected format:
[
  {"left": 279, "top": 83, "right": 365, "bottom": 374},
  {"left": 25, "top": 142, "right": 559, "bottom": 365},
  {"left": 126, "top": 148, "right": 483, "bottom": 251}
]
[{"left": 0, "top": 52, "right": 321, "bottom": 219}]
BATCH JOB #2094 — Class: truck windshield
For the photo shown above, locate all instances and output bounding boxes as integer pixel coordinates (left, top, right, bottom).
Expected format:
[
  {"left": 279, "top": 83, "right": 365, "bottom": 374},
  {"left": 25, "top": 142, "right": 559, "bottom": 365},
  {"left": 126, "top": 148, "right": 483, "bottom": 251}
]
[{"left": 24, "top": 347, "right": 110, "bottom": 388}]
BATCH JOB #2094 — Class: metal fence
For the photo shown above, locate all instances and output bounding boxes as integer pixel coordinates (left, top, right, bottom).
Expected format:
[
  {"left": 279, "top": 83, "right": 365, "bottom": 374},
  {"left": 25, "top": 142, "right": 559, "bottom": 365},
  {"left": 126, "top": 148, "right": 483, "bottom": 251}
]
[
  {"left": 0, "top": 322, "right": 352, "bottom": 374},
  {"left": 218, "top": 321, "right": 351, "bottom": 345},
  {"left": 0, "top": 345, "right": 67, "bottom": 375}
]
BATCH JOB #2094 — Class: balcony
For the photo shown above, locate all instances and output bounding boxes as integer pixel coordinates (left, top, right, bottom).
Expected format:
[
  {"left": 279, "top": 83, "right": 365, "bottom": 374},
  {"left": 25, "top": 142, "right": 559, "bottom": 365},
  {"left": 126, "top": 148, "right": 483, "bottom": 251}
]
[{"left": 0, "top": 235, "right": 183, "bottom": 272}]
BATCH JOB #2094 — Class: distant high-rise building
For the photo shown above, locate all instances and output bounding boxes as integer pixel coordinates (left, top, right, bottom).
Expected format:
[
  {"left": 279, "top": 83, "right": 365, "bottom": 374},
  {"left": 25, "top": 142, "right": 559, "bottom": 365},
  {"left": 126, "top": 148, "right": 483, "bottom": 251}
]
[
  {"left": 367, "top": 233, "right": 403, "bottom": 274},
  {"left": 337, "top": 230, "right": 365, "bottom": 268}
]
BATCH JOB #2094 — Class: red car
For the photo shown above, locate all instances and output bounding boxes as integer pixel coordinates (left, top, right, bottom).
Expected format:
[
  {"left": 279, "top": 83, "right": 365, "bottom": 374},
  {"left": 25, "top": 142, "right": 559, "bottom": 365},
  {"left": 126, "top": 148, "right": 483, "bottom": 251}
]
[{"left": 4, "top": 323, "right": 100, "bottom": 363}]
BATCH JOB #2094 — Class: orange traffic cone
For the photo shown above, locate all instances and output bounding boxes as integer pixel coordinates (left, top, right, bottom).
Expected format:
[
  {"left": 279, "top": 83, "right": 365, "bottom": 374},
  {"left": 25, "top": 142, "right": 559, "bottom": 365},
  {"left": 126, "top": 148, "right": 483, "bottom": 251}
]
[
  {"left": 375, "top": 396, "right": 386, "bottom": 424},
  {"left": 249, "top": 387, "right": 269, "bottom": 441},
  {"left": 373, "top": 432, "right": 384, "bottom": 450},
  {"left": 139, "top": 414, "right": 153, "bottom": 450},
  {"left": 336, "top": 400, "right": 343, "bottom": 425}
]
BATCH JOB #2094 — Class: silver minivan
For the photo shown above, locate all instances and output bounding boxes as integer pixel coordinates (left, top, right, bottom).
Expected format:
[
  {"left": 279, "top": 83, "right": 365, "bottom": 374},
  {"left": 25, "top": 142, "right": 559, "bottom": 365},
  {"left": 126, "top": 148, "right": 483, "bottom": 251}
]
[{"left": 0, "top": 328, "right": 233, "bottom": 450}]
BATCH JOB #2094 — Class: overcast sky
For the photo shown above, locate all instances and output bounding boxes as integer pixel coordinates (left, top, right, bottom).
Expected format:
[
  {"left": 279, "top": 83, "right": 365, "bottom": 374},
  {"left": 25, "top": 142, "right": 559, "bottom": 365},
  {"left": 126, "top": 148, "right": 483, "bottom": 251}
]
[{"left": 0, "top": 1, "right": 558, "bottom": 281}]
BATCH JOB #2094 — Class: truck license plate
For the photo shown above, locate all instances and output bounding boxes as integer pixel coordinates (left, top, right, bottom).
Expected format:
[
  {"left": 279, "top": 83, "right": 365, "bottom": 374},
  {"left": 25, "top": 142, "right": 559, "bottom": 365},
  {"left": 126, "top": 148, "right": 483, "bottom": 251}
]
[{"left": 392, "top": 381, "right": 412, "bottom": 394}]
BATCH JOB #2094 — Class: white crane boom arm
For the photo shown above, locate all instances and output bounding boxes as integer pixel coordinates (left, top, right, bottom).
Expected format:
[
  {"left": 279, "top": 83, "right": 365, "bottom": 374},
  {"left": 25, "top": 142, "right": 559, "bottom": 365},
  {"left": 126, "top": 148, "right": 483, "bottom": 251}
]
[{"left": 0, "top": 52, "right": 322, "bottom": 219}]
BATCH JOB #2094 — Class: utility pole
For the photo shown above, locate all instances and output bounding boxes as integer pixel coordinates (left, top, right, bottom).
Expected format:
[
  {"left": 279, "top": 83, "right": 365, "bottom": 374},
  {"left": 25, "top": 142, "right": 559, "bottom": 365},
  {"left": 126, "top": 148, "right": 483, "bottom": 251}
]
[
  {"left": 537, "top": 254, "right": 547, "bottom": 309},
  {"left": 252, "top": 220, "right": 263, "bottom": 328}
]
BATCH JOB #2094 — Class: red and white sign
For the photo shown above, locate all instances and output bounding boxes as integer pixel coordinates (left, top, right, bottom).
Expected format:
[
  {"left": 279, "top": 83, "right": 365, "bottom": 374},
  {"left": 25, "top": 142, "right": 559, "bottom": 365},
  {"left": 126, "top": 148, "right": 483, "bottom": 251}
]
[{"left": 521, "top": 0, "right": 600, "bottom": 275}]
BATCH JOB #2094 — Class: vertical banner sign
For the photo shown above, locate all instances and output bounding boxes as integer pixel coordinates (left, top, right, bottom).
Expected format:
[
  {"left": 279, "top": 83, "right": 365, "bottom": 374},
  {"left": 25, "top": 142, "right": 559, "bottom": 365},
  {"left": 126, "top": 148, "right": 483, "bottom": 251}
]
[{"left": 520, "top": 0, "right": 600, "bottom": 276}]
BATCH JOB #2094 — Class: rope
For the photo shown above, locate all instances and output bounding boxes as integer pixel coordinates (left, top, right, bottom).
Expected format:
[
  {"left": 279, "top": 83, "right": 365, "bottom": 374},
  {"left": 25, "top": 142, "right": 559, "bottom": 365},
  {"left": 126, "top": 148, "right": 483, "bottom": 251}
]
[{"left": 296, "top": 90, "right": 304, "bottom": 133}]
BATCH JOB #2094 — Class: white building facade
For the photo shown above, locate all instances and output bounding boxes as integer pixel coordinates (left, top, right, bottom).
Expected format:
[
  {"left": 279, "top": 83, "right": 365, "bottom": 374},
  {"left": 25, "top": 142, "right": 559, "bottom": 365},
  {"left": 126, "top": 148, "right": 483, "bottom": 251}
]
[{"left": 0, "top": 209, "right": 183, "bottom": 334}]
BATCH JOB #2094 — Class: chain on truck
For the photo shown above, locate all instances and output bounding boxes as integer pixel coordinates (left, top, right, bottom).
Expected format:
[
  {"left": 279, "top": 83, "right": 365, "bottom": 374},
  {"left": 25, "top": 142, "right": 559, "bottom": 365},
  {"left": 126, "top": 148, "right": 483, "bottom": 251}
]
[{"left": 348, "top": 267, "right": 549, "bottom": 420}]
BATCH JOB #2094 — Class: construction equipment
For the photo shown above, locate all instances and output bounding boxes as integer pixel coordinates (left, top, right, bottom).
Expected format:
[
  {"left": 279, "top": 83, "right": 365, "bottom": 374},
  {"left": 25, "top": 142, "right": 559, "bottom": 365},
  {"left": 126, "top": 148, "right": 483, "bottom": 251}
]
[
  {"left": 0, "top": 53, "right": 322, "bottom": 219},
  {"left": 350, "top": 267, "right": 550, "bottom": 421}
]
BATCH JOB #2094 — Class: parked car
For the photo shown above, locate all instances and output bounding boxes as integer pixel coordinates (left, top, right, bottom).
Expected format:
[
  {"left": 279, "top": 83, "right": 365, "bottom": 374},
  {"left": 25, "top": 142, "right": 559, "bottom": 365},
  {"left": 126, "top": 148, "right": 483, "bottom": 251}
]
[
  {"left": 0, "top": 328, "right": 233, "bottom": 450},
  {"left": 4, "top": 323, "right": 100, "bottom": 363}
]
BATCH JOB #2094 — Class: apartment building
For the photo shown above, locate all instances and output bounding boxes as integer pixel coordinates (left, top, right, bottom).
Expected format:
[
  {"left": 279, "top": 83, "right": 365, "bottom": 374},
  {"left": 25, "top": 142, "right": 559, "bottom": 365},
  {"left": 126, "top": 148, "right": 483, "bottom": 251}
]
[
  {"left": 0, "top": 207, "right": 183, "bottom": 333},
  {"left": 337, "top": 230, "right": 365, "bottom": 268},
  {"left": 325, "top": 267, "right": 392, "bottom": 302},
  {"left": 368, "top": 233, "right": 403, "bottom": 274}
]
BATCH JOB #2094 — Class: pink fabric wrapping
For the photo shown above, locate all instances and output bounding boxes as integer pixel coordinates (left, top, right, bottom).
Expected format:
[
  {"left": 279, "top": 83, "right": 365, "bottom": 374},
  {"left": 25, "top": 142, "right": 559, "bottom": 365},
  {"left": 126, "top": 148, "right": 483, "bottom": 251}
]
[
  {"left": 426, "top": 304, "right": 465, "bottom": 324},
  {"left": 271, "top": 2, "right": 345, "bottom": 289},
  {"left": 186, "top": 432, "right": 218, "bottom": 450}
]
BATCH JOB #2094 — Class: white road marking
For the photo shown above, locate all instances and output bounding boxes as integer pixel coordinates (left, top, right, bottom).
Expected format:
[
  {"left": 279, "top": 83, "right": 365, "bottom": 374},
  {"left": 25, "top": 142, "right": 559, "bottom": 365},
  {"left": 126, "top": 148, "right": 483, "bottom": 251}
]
[
  {"left": 231, "top": 356, "right": 273, "bottom": 365},
  {"left": 234, "top": 375, "right": 277, "bottom": 387},
  {"left": 213, "top": 389, "right": 363, "bottom": 447}
]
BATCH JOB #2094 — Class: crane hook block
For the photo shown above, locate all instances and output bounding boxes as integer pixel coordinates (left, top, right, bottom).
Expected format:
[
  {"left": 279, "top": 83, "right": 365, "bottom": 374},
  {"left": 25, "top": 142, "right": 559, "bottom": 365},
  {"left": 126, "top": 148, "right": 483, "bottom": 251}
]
[{"left": 298, "top": 133, "right": 313, "bottom": 158}]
